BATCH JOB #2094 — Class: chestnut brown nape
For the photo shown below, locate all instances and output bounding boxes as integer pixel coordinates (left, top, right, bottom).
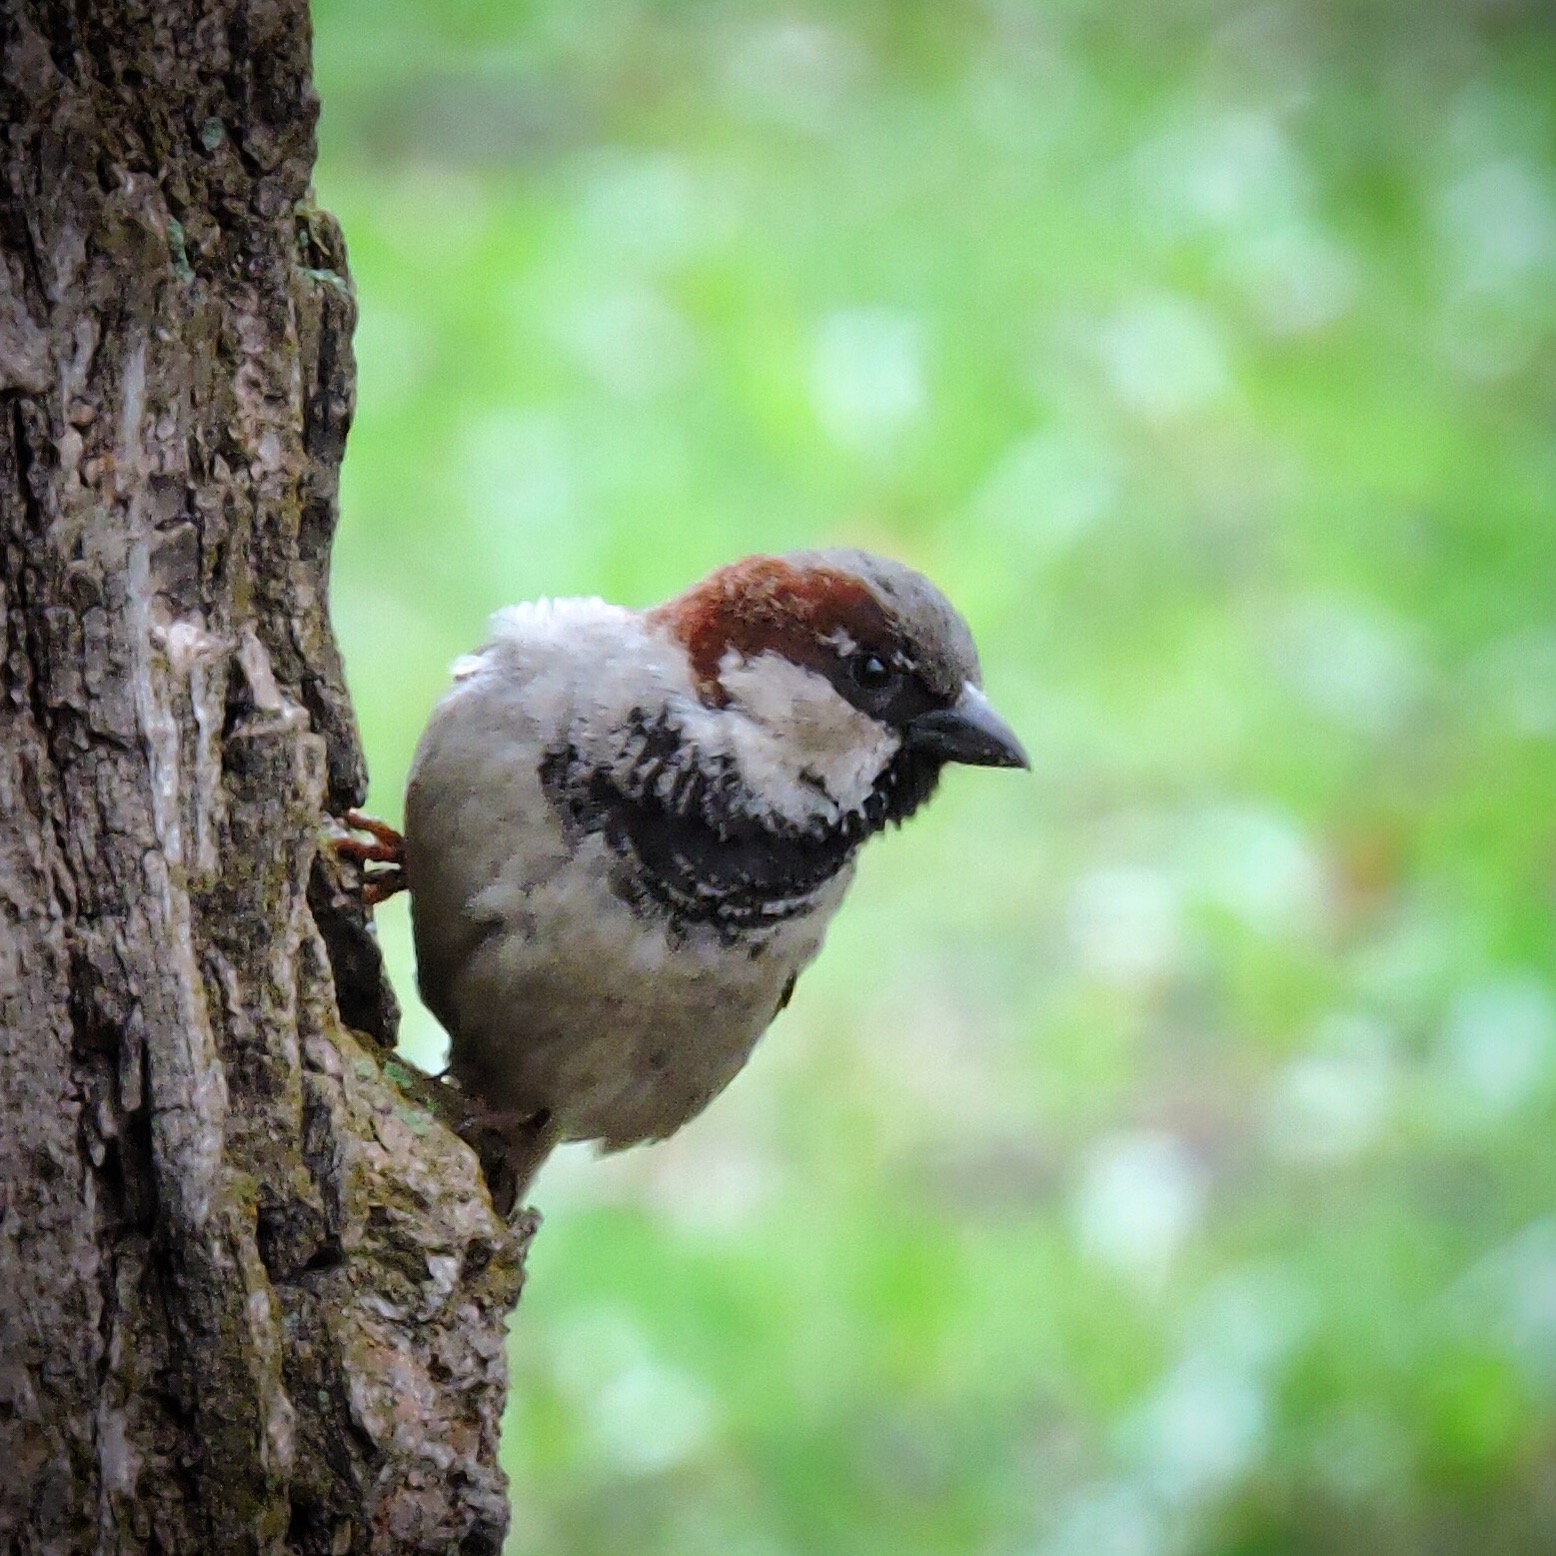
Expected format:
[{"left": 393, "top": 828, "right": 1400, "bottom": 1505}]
[
  {"left": 648, "top": 549, "right": 983, "bottom": 711},
  {"left": 647, "top": 554, "right": 900, "bottom": 708}
]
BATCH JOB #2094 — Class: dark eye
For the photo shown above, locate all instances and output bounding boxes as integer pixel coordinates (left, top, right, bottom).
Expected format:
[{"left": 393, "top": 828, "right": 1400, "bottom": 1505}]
[{"left": 850, "top": 653, "right": 895, "bottom": 693}]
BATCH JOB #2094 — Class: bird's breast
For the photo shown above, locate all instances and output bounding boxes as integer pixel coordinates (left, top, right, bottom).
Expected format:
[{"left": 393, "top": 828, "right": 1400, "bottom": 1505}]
[
  {"left": 451, "top": 837, "right": 849, "bottom": 1149},
  {"left": 541, "top": 711, "right": 870, "bottom": 944}
]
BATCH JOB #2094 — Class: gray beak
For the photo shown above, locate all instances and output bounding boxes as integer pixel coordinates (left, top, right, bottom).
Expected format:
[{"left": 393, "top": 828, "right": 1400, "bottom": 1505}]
[{"left": 906, "top": 683, "right": 1030, "bottom": 770}]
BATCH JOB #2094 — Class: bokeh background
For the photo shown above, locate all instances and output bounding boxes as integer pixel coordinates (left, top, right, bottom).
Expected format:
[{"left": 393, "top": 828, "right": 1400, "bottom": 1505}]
[{"left": 311, "top": 3, "right": 1556, "bottom": 1552}]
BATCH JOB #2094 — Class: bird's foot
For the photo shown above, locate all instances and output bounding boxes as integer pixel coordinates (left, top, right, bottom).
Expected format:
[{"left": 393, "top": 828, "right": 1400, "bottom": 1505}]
[{"left": 334, "top": 810, "right": 408, "bottom": 906}]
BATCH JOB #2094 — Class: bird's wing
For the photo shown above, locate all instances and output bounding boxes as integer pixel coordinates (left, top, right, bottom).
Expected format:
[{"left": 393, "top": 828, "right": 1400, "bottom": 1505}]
[{"left": 404, "top": 644, "right": 571, "bottom": 1040}]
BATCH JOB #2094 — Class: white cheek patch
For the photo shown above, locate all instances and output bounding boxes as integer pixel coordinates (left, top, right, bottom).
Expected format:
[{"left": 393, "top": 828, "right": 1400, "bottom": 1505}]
[{"left": 716, "top": 650, "right": 900, "bottom": 825}]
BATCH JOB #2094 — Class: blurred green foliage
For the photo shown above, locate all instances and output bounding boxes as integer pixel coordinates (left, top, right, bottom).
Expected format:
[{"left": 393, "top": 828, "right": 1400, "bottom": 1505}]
[{"left": 311, "top": 2, "right": 1556, "bottom": 1552}]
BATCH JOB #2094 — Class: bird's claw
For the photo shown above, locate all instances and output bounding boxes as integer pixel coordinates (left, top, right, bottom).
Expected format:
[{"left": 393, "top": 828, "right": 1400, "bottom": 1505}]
[{"left": 334, "top": 809, "right": 409, "bottom": 906}]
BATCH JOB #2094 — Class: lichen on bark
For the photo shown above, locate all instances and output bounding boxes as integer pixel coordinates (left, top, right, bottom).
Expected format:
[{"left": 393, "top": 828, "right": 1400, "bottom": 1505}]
[{"left": 0, "top": 4, "right": 526, "bottom": 1551}]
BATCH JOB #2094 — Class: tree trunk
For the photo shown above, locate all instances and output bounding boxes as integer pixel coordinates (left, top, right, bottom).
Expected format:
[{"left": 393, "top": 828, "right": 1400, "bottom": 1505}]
[{"left": 0, "top": 4, "right": 528, "bottom": 1552}]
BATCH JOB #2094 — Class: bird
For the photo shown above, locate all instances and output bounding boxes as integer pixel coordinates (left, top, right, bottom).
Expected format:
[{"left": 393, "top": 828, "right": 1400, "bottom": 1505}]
[{"left": 339, "top": 550, "right": 1028, "bottom": 1211}]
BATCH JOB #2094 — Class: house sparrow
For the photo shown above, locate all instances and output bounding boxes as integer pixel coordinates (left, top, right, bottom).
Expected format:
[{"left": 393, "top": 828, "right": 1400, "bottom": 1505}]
[{"left": 342, "top": 550, "right": 1027, "bottom": 1210}]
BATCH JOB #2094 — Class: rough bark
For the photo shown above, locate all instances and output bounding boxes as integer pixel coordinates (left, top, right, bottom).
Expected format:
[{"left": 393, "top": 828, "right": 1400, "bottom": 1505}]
[{"left": 0, "top": 3, "right": 528, "bottom": 1552}]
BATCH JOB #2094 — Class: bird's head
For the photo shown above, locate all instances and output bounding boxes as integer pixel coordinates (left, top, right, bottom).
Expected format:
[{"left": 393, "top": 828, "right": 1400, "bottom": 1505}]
[{"left": 649, "top": 549, "right": 1028, "bottom": 833}]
